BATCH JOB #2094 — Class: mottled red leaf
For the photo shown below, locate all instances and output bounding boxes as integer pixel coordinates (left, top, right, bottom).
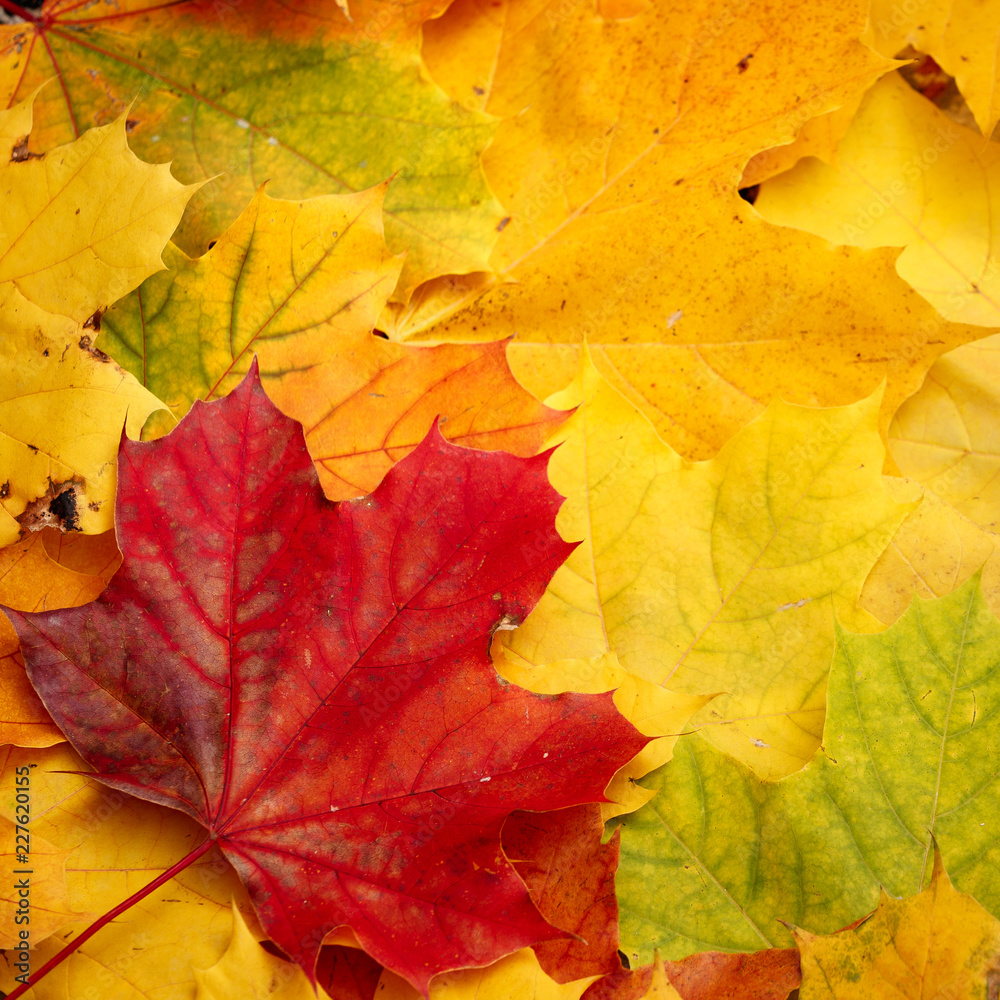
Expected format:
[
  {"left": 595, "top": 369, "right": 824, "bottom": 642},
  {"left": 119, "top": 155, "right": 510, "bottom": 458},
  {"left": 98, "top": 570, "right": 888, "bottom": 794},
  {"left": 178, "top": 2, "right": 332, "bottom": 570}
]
[
  {"left": 317, "top": 945, "right": 383, "bottom": 1000},
  {"left": 5, "top": 363, "right": 647, "bottom": 994},
  {"left": 662, "top": 950, "right": 800, "bottom": 1000},
  {"left": 504, "top": 804, "right": 621, "bottom": 983}
]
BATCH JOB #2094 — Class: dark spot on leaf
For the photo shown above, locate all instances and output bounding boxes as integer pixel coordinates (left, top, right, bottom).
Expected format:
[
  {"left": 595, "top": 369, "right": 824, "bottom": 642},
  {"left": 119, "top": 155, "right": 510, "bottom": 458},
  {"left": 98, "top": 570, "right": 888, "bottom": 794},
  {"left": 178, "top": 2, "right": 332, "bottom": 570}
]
[
  {"left": 10, "top": 137, "right": 41, "bottom": 162},
  {"left": 737, "top": 52, "right": 754, "bottom": 72},
  {"left": 82, "top": 307, "right": 105, "bottom": 332},
  {"left": 496, "top": 216, "right": 511, "bottom": 232},
  {"left": 472, "top": 85, "right": 485, "bottom": 96},
  {"left": 75, "top": 207, "right": 80, "bottom": 215},
  {"left": 373, "top": 330, "right": 389, "bottom": 340},
  {"left": 739, "top": 184, "right": 759, "bottom": 205},
  {"left": 17, "top": 479, "right": 85, "bottom": 534},
  {"left": 49, "top": 488, "right": 80, "bottom": 531},
  {"left": 0, "top": 481, "right": 9, "bottom": 500},
  {"left": 42, "top": 348, "right": 49, "bottom": 357},
  {"left": 80, "top": 333, "right": 111, "bottom": 361}
]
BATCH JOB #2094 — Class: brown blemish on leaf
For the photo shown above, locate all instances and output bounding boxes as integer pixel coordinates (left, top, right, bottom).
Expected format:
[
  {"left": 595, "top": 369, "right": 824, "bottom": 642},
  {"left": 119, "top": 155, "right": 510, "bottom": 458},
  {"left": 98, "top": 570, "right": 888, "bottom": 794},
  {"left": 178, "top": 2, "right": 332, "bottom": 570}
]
[
  {"left": 79, "top": 335, "right": 113, "bottom": 364},
  {"left": 0, "top": 481, "right": 9, "bottom": 500},
  {"left": 490, "top": 613, "right": 520, "bottom": 636},
  {"left": 10, "top": 137, "right": 41, "bottom": 162},
  {"left": 17, "top": 479, "right": 85, "bottom": 534},
  {"left": 81, "top": 308, "right": 106, "bottom": 335}
]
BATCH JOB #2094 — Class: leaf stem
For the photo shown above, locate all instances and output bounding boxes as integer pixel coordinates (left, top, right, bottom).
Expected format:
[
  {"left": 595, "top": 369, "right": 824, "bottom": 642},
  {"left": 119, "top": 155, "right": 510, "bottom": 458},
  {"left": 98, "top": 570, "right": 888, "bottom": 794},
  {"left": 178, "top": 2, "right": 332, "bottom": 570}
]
[
  {"left": 5, "top": 837, "right": 215, "bottom": 999},
  {"left": 0, "top": 1, "right": 38, "bottom": 21}
]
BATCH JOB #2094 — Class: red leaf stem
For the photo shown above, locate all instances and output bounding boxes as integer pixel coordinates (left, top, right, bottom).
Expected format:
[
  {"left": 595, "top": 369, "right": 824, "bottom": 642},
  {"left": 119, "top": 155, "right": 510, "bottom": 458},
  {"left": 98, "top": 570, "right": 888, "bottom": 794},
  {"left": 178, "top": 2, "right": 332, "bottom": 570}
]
[
  {"left": 0, "top": 1, "right": 38, "bottom": 20},
  {"left": 4, "top": 838, "right": 215, "bottom": 1000}
]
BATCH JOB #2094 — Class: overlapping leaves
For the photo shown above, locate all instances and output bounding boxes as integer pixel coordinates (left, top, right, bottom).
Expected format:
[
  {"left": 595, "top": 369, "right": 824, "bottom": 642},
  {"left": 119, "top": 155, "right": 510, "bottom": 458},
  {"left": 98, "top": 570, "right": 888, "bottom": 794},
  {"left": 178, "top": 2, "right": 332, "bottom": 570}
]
[
  {"left": 0, "top": 0, "right": 502, "bottom": 298},
  {"left": 615, "top": 576, "right": 1000, "bottom": 962},
  {"left": 4, "top": 0, "right": 1000, "bottom": 998},
  {"left": 6, "top": 364, "right": 646, "bottom": 992}
]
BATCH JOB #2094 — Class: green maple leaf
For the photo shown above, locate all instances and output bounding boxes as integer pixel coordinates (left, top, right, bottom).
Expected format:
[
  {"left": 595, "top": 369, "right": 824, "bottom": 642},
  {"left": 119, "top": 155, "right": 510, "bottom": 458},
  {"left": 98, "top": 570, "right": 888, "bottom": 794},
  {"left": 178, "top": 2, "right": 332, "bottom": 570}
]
[{"left": 615, "top": 574, "right": 1000, "bottom": 963}]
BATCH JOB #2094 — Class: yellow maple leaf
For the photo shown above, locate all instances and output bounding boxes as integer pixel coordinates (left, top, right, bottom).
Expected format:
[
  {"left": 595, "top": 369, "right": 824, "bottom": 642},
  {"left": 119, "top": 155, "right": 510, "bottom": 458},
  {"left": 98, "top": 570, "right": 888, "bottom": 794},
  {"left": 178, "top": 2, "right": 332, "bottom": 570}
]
[
  {"left": 864, "top": 0, "right": 1000, "bottom": 135},
  {"left": 0, "top": 93, "right": 199, "bottom": 327},
  {"left": 503, "top": 349, "right": 911, "bottom": 778},
  {"left": 860, "top": 477, "right": 1000, "bottom": 624},
  {"left": 0, "top": 744, "right": 254, "bottom": 1000},
  {"left": 0, "top": 82, "right": 34, "bottom": 158},
  {"left": 0, "top": 331, "right": 164, "bottom": 546},
  {"left": 755, "top": 72, "right": 1000, "bottom": 327},
  {"left": 857, "top": 331, "right": 1000, "bottom": 625},
  {"left": 194, "top": 907, "right": 333, "bottom": 1000},
  {"left": 794, "top": 851, "right": 1000, "bottom": 999},
  {"left": 641, "top": 954, "right": 684, "bottom": 1000},
  {"left": 380, "top": 0, "right": 988, "bottom": 469},
  {"left": 890, "top": 331, "right": 1000, "bottom": 533},
  {"left": 741, "top": 94, "right": 865, "bottom": 187},
  {"left": 0, "top": 91, "right": 196, "bottom": 546},
  {"left": 0, "top": 816, "right": 90, "bottom": 950},
  {"left": 0, "top": 529, "right": 119, "bottom": 747},
  {"left": 376, "top": 948, "right": 599, "bottom": 1000}
]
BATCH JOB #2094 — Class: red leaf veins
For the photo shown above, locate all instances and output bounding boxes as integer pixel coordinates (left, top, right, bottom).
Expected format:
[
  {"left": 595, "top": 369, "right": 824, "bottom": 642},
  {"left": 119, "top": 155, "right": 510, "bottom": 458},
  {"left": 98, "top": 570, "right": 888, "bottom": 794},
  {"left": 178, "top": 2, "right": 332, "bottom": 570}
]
[{"left": 5, "top": 363, "right": 647, "bottom": 993}]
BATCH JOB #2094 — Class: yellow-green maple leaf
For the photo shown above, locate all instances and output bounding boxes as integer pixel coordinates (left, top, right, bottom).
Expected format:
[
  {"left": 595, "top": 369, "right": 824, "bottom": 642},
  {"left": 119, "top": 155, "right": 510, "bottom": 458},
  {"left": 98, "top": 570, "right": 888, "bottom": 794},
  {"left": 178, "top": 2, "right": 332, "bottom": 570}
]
[
  {"left": 0, "top": 0, "right": 502, "bottom": 300},
  {"left": 795, "top": 852, "right": 1000, "bottom": 1000},
  {"left": 615, "top": 576, "right": 1000, "bottom": 963},
  {"left": 101, "top": 184, "right": 403, "bottom": 441},
  {"left": 504, "top": 350, "right": 909, "bottom": 778}
]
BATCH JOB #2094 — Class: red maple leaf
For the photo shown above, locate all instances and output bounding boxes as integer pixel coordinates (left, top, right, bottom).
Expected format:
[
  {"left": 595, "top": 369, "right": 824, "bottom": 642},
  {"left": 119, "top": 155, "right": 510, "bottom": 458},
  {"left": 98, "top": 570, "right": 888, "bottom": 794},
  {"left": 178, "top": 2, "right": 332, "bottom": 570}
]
[{"left": 5, "top": 364, "right": 647, "bottom": 993}]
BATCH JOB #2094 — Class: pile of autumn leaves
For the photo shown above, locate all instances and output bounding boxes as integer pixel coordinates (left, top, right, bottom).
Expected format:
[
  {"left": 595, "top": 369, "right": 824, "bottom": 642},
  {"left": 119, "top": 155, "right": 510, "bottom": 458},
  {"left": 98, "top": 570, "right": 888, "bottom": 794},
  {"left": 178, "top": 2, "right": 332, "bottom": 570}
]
[{"left": 4, "top": 0, "right": 1000, "bottom": 996}]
